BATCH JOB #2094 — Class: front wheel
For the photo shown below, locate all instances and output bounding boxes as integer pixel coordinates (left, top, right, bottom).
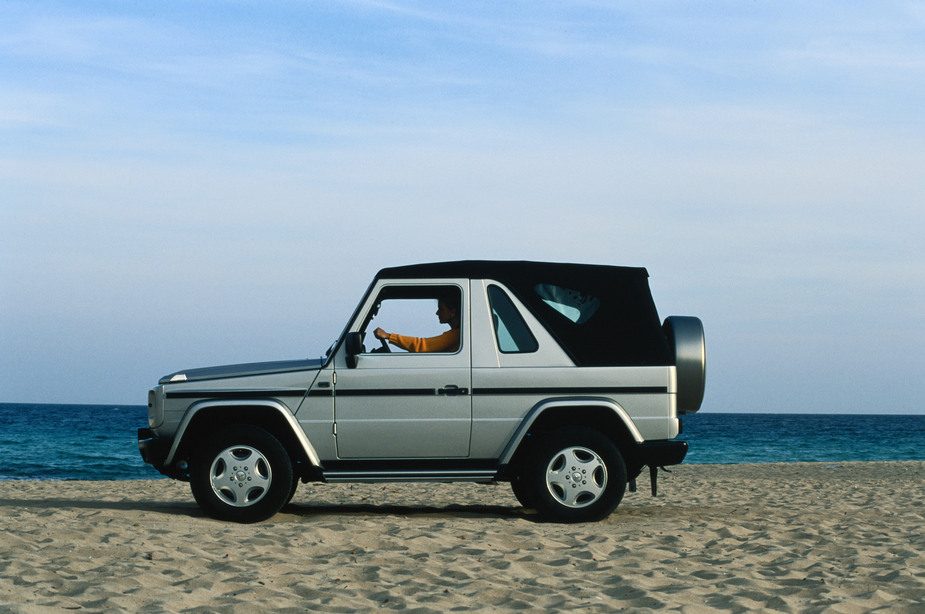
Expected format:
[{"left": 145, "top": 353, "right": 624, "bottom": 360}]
[
  {"left": 521, "top": 428, "right": 627, "bottom": 523},
  {"left": 190, "top": 425, "right": 293, "bottom": 523}
]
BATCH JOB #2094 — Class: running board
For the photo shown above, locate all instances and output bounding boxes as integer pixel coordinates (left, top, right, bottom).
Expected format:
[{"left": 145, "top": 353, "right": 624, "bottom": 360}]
[{"left": 322, "top": 469, "right": 498, "bottom": 483}]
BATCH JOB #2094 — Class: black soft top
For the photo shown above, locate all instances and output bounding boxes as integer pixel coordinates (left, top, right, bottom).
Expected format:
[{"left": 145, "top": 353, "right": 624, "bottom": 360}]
[{"left": 377, "top": 260, "right": 671, "bottom": 367}]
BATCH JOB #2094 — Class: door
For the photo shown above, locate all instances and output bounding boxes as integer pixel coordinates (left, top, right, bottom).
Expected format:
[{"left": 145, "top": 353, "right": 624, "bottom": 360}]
[{"left": 333, "top": 282, "right": 471, "bottom": 458}]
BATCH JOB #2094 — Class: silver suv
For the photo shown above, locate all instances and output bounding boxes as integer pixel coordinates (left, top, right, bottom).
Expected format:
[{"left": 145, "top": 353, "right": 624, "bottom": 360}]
[{"left": 139, "top": 261, "right": 705, "bottom": 523}]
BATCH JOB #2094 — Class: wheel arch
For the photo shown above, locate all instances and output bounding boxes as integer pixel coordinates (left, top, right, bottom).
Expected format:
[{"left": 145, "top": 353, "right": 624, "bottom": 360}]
[
  {"left": 499, "top": 399, "right": 646, "bottom": 479},
  {"left": 167, "top": 400, "right": 321, "bottom": 475}
]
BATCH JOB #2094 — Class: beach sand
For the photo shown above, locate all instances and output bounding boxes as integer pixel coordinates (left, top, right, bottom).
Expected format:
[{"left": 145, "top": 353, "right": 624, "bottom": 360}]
[{"left": 1, "top": 462, "right": 923, "bottom": 613}]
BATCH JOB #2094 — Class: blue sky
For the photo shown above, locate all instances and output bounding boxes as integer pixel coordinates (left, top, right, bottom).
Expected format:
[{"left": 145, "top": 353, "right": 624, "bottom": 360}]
[{"left": 2, "top": 1, "right": 923, "bottom": 413}]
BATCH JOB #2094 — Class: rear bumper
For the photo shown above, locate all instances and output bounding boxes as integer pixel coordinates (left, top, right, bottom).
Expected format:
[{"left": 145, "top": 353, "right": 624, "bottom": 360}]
[
  {"left": 637, "top": 439, "right": 688, "bottom": 467},
  {"left": 632, "top": 439, "right": 688, "bottom": 496}
]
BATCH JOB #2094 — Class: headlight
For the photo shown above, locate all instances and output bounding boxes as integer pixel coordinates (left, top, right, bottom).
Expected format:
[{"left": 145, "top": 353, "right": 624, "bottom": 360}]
[{"left": 147, "top": 387, "right": 165, "bottom": 429}]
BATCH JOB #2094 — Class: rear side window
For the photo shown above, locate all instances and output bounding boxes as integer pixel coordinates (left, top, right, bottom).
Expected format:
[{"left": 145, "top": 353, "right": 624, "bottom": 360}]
[
  {"left": 488, "top": 285, "right": 538, "bottom": 353},
  {"left": 534, "top": 283, "right": 600, "bottom": 324}
]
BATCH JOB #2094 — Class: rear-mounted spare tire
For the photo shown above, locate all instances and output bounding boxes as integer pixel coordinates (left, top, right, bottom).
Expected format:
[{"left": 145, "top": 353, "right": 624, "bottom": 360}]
[{"left": 663, "top": 316, "right": 706, "bottom": 414}]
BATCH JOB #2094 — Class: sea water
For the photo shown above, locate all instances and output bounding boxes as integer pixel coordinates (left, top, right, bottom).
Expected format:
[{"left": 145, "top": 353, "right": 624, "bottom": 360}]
[{"left": 0, "top": 403, "right": 922, "bottom": 480}]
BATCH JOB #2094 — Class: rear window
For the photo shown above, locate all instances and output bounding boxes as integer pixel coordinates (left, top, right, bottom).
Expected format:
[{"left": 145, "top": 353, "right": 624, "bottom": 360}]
[{"left": 534, "top": 283, "right": 600, "bottom": 324}]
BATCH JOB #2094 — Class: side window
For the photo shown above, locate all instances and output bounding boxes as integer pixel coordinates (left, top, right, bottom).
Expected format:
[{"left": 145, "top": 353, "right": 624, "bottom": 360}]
[
  {"left": 362, "top": 285, "right": 462, "bottom": 354},
  {"left": 534, "top": 283, "right": 600, "bottom": 324},
  {"left": 488, "top": 285, "right": 538, "bottom": 353}
]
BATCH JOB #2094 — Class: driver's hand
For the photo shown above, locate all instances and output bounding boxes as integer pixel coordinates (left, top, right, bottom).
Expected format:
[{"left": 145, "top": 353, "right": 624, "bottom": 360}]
[{"left": 374, "top": 327, "right": 388, "bottom": 340}]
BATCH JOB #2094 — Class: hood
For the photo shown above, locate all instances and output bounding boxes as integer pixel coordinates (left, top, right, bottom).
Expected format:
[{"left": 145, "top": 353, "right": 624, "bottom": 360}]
[{"left": 159, "top": 358, "right": 323, "bottom": 385}]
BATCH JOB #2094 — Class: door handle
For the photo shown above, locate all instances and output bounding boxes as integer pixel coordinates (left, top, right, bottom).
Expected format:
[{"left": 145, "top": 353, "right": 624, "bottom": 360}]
[{"left": 438, "top": 385, "right": 469, "bottom": 396}]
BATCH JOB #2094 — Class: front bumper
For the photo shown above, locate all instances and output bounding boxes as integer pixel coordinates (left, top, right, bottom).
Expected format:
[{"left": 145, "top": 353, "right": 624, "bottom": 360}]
[{"left": 138, "top": 428, "right": 185, "bottom": 479}]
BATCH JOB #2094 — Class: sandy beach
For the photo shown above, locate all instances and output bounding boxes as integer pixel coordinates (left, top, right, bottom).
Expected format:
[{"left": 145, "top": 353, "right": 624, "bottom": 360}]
[{"left": 1, "top": 462, "right": 922, "bottom": 613}]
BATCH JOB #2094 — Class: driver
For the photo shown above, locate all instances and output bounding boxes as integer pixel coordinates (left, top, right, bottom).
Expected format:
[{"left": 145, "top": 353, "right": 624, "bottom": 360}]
[{"left": 374, "top": 293, "right": 461, "bottom": 352}]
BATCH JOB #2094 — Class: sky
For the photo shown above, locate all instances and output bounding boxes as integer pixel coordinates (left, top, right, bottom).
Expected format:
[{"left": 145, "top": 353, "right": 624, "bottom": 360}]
[{"left": 1, "top": 0, "right": 923, "bottom": 413}]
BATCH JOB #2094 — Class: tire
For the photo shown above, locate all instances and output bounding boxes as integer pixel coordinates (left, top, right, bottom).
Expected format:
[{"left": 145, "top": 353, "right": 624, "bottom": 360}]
[
  {"left": 521, "top": 428, "right": 627, "bottom": 523},
  {"left": 510, "top": 473, "right": 534, "bottom": 510},
  {"left": 286, "top": 472, "right": 300, "bottom": 505},
  {"left": 189, "top": 425, "right": 293, "bottom": 523},
  {"left": 663, "top": 316, "right": 706, "bottom": 413}
]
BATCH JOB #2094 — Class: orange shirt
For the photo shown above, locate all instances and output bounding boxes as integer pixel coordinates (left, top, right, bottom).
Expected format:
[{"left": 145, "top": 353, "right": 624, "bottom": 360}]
[{"left": 387, "top": 328, "right": 460, "bottom": 353}]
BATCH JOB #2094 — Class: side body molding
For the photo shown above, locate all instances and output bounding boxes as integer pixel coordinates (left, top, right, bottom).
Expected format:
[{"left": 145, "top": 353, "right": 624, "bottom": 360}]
[
  {"left": 166, "top": 399, "right": 321, "bottom": 467},
  {"left": 497, "top": 398, "right": 644, "bottom": 466}
]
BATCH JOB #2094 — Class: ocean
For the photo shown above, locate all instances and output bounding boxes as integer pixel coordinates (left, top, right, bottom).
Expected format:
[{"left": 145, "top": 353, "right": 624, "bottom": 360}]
[{"left": 1, "top": 403, "right": 923, "bottom": 481}]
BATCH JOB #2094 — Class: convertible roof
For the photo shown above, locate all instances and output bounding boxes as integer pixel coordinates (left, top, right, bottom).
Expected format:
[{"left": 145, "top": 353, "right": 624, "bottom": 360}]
[
  {"left": 376, "top": 260, "right": 671, "bottom": 367},
  {"left": 378, "top": 260, "right": 647, "bottom": 283}
]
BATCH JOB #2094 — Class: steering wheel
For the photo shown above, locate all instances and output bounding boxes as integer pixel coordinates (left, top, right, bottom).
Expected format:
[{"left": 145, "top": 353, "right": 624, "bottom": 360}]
[{"left": 379, "top": 338, "right": 391, "bottom": 353}]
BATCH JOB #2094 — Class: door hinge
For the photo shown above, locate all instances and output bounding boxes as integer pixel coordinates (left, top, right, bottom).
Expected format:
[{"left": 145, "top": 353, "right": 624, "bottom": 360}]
[{"left": 333, "top": 423, "right": 337, "bottom": 436}]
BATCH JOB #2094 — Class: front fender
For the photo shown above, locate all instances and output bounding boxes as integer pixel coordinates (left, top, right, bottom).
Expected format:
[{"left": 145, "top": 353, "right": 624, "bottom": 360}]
[
  {"left": 497, "top": 397, "right": 644, "bottom": 466},
  {"left": 166, "top": 399, "right": 321, "bottom": 467}
]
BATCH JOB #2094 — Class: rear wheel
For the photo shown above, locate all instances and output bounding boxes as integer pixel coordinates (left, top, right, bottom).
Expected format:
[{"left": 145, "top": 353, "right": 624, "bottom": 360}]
[
  {"left": 521, "top": 428, "right": 626, "bottom": 523},
  {"left": 190, "top": 425, "right": 293, "bottom": 523},
  {"left": 510, "top": 473, "right": 534, "bottom": 510}
]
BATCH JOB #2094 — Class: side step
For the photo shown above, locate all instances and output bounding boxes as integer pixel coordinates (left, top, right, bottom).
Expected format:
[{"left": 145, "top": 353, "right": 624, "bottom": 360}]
[{"left": 322, "top": 469, "right": 498, "bottom": 483}]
